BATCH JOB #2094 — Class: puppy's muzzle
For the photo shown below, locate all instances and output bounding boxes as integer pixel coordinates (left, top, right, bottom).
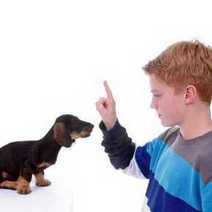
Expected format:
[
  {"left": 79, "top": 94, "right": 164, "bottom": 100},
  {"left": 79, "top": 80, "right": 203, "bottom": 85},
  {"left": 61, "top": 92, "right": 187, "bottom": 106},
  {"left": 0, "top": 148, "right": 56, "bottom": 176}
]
[{"left": 81, "top": 125, "right": 94, "bottom": 137}]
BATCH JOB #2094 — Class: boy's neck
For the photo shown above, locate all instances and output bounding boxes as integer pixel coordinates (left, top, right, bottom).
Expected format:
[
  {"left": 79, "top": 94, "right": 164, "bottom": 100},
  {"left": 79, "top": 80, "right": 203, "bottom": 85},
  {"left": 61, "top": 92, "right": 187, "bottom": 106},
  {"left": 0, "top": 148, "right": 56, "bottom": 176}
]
[{"left": 179, "top": 106, "right": 212, "bottom": 140}]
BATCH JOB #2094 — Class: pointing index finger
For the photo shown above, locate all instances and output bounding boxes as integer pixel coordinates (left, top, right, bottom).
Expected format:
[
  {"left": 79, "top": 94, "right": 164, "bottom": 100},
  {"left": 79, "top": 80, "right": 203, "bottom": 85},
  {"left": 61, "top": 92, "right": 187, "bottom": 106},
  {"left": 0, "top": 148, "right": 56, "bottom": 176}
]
[{"left": 103, "top": 80, "right": 114, "bottom": 100}]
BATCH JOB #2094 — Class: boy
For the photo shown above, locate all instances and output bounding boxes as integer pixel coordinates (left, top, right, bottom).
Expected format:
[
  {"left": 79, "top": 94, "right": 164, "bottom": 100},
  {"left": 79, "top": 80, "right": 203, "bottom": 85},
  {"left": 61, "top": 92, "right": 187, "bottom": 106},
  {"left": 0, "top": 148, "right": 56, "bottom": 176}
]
[{"left": 96, "top": 41, "right": 212, "bottom": 212}]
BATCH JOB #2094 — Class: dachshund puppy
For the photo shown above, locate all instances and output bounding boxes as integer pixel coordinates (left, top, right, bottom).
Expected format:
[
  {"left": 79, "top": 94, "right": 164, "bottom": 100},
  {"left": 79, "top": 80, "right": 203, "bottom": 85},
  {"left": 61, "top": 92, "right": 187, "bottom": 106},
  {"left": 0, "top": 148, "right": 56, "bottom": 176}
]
[{"left": 0, "top": 114, "right": 94, "bottom": 194}]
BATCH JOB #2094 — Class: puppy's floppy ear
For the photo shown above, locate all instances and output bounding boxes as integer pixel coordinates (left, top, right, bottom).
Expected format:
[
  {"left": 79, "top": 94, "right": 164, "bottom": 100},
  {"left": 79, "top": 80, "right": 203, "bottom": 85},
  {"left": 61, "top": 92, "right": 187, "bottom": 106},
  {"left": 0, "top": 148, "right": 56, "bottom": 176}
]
[{"left": 53, "top": 122, "right": 73, "bottom": 147}]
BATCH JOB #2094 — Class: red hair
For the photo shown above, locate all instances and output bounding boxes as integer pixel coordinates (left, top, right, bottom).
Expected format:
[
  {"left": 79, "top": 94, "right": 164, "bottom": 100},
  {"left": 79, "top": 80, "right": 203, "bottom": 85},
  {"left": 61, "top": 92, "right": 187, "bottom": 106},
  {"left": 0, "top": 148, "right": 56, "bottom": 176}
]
[{"left": 143, "top": 40, "right": 212, "bottom": 104}]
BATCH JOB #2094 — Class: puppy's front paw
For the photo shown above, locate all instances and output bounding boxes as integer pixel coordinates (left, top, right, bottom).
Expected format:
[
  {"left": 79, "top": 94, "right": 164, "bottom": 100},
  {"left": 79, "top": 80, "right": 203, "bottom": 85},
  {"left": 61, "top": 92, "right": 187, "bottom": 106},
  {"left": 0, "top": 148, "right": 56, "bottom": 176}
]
[
  {"left": 36, "top": 179, "right": 51, "bottom": 187},
  {"left": 17, "top": 184, "right": 31, "bottom": 194},
  {"left": 16, "top": 177, "right": 31, "bottom": 194}
]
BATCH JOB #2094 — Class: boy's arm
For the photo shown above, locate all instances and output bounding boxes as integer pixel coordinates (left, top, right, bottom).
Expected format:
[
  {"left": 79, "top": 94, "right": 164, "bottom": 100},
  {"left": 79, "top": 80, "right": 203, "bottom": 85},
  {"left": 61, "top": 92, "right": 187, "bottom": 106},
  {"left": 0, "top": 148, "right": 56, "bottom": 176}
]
[
  {"left": 96, "top": 81, "right": 154, "bottom": 179},
  {"left": 99, "top": 120, "right": 155, "bottom": 180},
  {"left": 99, "top": 120, "right": 136, "bottom": 169},
  {"left": 100, "top": 120, "right": 175, "bottom": 180},
  {"left": 99, "top": 119, "right": 154, "bottom": 180}
]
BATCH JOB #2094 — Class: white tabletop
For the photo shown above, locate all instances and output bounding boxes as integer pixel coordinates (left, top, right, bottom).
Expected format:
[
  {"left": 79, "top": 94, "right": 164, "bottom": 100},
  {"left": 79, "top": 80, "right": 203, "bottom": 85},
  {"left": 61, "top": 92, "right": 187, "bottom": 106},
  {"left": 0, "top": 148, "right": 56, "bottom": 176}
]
[{"left": 0, "top": 179, "right": 73, "bottom": 212}]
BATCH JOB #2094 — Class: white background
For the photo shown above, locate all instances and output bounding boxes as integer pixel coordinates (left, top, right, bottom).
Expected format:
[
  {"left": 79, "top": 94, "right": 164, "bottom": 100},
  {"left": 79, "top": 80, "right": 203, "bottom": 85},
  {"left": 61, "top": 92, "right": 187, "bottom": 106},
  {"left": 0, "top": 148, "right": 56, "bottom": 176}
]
[{"left": 0, "top": 0, "right": 212, "bottom": 211}]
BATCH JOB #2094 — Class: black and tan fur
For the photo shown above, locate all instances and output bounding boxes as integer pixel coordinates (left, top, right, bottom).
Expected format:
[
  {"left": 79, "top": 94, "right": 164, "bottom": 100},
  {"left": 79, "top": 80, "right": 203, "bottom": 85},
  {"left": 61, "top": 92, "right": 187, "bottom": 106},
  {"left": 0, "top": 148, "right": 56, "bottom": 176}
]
[{"left": 0, "top": 114, "right": 94, "bottom": 194}]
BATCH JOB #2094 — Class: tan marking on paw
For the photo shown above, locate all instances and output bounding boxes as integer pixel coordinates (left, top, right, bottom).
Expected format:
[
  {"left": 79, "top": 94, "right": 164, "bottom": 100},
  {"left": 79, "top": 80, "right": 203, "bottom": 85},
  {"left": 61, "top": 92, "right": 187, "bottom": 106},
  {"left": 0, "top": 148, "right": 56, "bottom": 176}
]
[
  {"left": 0, "top": 180, "right": 17, "bottom": 189},
  {"left": 16, "top": 177, "right": 31, "bottom": 194},
  {"left": 35, "top": 173, "right": 51, "bottom": 187}
]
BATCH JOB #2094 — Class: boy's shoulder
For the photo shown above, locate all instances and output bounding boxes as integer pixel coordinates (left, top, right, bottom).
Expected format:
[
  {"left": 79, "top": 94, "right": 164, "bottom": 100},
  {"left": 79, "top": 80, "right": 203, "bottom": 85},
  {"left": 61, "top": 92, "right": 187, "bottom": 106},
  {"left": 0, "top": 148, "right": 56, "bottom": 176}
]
[
  {"left": 162, "top": 128, "right": 212, "bottom": 185},
  {"left": 158, "top": 127, "right": 180, "bottom": 145}
]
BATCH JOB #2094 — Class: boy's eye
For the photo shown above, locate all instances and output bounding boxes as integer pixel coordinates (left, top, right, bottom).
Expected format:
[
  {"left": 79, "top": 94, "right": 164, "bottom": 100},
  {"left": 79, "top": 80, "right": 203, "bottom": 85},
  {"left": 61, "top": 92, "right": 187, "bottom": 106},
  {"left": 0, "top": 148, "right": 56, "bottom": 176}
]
[{"left": 153, "top": 94, "right": 162, "bottom": 98}]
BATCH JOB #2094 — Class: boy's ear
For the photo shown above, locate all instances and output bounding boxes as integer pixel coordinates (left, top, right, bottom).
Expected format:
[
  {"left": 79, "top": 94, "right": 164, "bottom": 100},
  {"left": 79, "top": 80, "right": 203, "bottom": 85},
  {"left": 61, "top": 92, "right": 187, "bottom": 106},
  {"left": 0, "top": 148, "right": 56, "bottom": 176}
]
[{"left": 184, "top": 85, "right": 197, "bottom": 105}]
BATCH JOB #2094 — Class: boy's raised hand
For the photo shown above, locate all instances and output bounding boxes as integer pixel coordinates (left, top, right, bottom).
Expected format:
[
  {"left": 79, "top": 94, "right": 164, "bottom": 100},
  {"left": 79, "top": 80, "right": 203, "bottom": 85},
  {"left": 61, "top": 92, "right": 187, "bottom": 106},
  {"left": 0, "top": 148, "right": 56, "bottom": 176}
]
[{"left": 96, "top": 81, "right": 117, "bottom": 130}]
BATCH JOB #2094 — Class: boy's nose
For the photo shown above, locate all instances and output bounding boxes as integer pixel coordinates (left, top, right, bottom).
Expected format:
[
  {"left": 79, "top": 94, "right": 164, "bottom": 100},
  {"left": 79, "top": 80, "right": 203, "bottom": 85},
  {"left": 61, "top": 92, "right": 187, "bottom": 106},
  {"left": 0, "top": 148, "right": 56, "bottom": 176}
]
[
  {"left": 150, "top": 100, "right": 155, "bottom": 109},
  {"left": 150, "top": 100, "right": 158, "bottom": 110}
]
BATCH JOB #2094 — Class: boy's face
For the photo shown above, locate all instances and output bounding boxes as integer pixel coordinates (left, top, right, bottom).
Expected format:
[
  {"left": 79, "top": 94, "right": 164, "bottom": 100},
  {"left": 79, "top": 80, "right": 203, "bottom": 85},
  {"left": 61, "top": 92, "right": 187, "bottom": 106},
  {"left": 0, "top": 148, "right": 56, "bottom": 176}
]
[{"left": 149, "top": 74, "right": 186, "bottom": 127}]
